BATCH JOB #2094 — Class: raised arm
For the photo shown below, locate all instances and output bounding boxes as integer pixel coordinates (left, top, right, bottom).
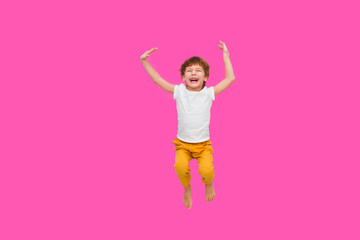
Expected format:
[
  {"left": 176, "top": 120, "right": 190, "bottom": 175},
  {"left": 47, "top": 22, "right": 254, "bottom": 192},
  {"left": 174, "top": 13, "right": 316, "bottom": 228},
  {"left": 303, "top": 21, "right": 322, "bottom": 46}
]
[
  {"left": 140, "top": 48, "right": 175, "bottom": 94},
  {"left": 214, "top": 41, "right": 236, "bottom": 96}
]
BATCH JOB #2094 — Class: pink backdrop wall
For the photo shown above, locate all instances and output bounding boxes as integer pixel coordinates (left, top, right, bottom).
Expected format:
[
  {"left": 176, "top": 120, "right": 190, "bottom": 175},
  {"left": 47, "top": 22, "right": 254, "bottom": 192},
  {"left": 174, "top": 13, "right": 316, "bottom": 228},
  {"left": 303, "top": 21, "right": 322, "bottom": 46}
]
[{"left": 1, "top": 0, "right": 359, "bottom": 239}]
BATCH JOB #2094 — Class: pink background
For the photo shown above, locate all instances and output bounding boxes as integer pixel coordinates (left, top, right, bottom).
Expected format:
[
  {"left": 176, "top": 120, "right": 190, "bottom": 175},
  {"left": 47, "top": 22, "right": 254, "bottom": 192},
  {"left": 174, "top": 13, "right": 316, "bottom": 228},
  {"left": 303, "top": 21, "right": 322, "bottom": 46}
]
[{"left": 1, "top": 0, "right": 359, "bottom": 239}]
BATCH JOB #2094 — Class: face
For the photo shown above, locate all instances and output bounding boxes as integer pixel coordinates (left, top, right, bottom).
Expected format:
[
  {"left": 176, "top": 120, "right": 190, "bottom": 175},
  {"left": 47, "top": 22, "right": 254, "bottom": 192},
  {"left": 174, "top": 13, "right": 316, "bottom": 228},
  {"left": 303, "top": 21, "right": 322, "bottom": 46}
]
[{"left": 182, "top": 64, "right": 208, "bottom": 91}]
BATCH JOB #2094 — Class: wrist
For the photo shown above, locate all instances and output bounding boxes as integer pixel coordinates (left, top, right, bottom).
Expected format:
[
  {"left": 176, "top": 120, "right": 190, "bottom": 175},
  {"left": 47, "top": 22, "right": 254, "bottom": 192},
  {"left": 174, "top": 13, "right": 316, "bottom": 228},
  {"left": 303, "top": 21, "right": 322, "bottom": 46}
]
[{"left": 223, "top": 52, "right": 230, "bottom": 57}]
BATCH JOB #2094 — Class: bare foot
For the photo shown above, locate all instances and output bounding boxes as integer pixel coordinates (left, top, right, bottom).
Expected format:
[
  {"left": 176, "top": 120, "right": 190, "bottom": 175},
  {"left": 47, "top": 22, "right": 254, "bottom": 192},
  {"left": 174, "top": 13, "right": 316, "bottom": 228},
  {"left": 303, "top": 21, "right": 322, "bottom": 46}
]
[
  {"left": 183, "top": 184, "right": 192, "bottom": 209},
  {"left": 205, "top": 183, "right": 215, "bottom": 202}
]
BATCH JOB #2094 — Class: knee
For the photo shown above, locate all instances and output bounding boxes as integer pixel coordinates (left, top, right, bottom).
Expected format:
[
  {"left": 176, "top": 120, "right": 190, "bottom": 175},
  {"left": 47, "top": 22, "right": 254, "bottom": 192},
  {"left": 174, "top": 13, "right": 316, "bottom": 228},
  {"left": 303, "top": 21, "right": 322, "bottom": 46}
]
[
  {"left": 174, "top": 161, "right": 189, "bottom": 174},
  {"left": 199, "top": 166, "right": 214, "bottom": 177}
]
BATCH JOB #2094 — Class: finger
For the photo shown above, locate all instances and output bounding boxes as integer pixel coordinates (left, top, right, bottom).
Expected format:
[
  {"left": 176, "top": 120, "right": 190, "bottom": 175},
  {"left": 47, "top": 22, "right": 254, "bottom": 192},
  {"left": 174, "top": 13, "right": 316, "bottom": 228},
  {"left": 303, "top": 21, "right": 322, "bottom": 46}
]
[{"left": 147, "top": 49, "right": 158, "bottom": 55}]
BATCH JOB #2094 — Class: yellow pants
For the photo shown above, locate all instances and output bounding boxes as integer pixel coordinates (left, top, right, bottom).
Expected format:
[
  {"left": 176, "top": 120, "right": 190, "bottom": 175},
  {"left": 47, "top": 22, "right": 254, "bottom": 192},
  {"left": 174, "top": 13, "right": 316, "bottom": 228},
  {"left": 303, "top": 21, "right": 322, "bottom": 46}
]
[{"left": 172, "top": 138, "right": 215, "bottom": 187}]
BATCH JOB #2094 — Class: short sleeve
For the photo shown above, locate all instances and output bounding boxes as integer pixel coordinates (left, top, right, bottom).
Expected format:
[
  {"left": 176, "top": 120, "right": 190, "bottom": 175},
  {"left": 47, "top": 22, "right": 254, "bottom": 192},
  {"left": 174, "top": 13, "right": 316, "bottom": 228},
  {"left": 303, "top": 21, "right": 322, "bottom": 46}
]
[
  {"left": 173, "top": 85, "right": 179, "bottom": 100},
  {"left": 208, "top": 87, "right": 215, "bottom": 101}
]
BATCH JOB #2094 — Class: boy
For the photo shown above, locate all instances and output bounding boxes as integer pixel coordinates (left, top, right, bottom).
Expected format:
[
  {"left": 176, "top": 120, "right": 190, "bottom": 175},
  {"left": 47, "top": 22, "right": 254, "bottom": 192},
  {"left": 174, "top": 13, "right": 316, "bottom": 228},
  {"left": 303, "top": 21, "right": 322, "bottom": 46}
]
[{"left": 140, "top": 41, "right": 235, "bottom": 209}]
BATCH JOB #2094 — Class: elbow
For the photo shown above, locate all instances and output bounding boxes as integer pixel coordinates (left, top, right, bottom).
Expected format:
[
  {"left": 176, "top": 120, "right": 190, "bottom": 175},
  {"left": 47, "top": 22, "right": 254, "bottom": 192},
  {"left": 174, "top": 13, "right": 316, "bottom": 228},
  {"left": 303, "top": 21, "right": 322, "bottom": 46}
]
[{"left": 226, "top": 77, "right": 235, "bottom": 82}]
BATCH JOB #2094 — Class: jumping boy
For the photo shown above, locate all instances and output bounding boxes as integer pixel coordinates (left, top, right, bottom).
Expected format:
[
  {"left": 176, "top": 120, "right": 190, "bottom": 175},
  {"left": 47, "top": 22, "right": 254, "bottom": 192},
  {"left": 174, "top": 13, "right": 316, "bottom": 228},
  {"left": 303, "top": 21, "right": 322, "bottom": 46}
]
[{"left": 140, "top": 41, "right": 235, "bottom": 209}]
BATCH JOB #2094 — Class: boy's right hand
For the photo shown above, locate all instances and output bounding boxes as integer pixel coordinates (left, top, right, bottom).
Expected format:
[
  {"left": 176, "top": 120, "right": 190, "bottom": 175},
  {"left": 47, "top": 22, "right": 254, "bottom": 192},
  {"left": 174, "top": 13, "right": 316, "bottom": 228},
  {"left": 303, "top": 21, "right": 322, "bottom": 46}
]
[{"left": 140, "top": 48, "right": 158, "bottom": 61}]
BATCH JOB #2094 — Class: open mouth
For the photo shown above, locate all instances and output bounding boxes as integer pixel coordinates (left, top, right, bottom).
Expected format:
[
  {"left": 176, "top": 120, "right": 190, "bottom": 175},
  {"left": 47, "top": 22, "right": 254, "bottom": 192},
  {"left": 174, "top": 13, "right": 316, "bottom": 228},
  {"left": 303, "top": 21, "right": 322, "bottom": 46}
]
[{"left": 190, "top": 78, "right": 199, "bottom": 83}]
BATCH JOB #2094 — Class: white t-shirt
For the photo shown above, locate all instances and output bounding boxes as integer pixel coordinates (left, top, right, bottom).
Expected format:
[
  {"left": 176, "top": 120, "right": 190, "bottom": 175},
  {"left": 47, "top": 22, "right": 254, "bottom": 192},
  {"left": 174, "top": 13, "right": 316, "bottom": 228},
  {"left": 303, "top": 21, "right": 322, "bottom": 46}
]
[{"left": 173, "top": 83, "right": 215, "bottom": 143}]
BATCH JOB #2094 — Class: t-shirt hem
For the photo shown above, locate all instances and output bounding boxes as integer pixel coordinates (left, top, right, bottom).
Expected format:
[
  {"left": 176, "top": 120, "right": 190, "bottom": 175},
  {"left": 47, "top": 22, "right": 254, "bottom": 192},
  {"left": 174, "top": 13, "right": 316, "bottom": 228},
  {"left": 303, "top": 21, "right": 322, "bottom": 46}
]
[{"left": 177, "top": 135, "right": 210, "bottom": 143}]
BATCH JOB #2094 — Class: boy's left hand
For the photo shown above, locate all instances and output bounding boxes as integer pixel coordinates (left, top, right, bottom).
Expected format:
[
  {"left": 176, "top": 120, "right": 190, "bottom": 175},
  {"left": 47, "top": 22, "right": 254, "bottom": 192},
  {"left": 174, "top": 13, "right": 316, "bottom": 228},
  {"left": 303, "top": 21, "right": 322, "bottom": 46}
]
[{"left": 218, "top": 41, "right": 229, "bottom": 56}]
